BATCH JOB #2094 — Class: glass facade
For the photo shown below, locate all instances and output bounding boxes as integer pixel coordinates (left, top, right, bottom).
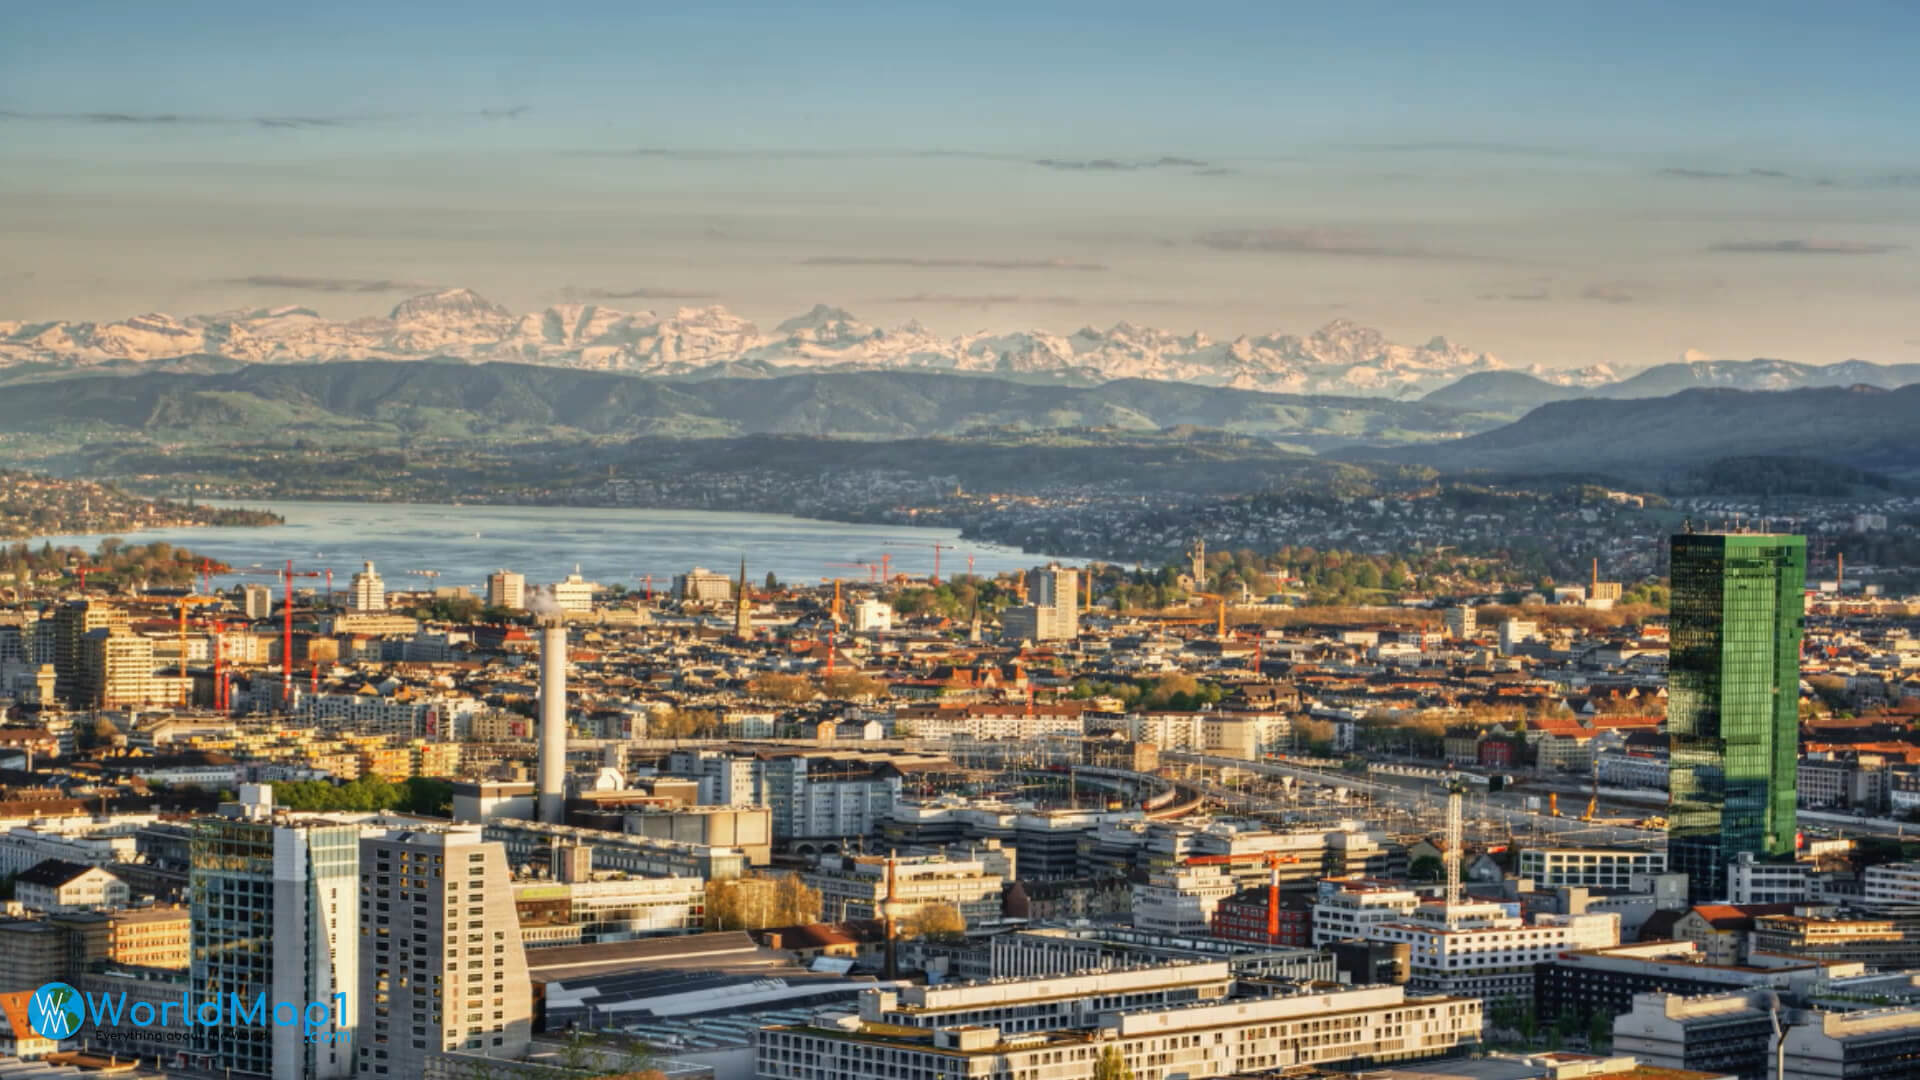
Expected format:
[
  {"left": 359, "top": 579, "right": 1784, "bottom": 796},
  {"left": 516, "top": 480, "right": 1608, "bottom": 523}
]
[
  {"left": 189, "top": 818, "right": 360, "bottom": 1079},
  {"left": 1667, "top": 533, "right": 1805, "bottom": 903}
]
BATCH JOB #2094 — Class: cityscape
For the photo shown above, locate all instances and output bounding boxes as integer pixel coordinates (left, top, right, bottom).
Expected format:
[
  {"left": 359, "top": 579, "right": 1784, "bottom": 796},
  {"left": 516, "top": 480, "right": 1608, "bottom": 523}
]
[{"left": 6, "top": 5, "right": 1920, "bottom": 1080}]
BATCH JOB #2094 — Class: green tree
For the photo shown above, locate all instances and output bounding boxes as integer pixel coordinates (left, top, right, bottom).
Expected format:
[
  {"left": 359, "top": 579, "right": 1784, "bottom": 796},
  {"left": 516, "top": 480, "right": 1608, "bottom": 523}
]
[
  {"left": 1408, "top": 855, "right": 1443, "bottom": 882},
  {"left": 1094, "top": 1045, "right": 1134, "bottom": 1080}
]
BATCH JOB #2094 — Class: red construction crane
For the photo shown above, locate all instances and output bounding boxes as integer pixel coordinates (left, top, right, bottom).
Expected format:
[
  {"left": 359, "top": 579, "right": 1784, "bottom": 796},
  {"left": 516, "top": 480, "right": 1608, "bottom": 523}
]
[
  {"left": 827, "top": 561, "right": 879, "bottom": 583},
  {"left": 931, "top": 543, "right": 949, "bottom": 583}
]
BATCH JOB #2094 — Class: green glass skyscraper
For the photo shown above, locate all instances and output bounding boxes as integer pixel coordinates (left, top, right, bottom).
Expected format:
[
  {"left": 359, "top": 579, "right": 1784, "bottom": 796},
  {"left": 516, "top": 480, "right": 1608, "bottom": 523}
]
[{"left": 1667, "top": 531, "right": 1805, "bottom": 903}]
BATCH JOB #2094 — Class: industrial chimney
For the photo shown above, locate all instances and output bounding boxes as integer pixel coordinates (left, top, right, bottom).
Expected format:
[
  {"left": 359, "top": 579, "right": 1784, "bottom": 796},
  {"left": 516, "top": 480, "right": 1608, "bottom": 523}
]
[{"left": 535, "top": 606, "right": 568, "bottom": 824}]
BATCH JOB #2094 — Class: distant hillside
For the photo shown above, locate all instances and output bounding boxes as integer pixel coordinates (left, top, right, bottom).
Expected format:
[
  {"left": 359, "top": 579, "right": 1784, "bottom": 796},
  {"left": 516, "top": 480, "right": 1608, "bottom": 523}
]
[
  {"left": 1588, "top": 358, "right": 1920, "bottom": 398},
  {"left": 1351, "top": 384, "right": 1920, "bottom": 482},
  {"left": 1420, "top": 370, "right": 1574, "bottom": 412},
  {"left": 1422, "top": 357, "right": 1920, "bottom": 414},
  {"left": 0, "top": 361, "right": 1501, "bottom": 449}
]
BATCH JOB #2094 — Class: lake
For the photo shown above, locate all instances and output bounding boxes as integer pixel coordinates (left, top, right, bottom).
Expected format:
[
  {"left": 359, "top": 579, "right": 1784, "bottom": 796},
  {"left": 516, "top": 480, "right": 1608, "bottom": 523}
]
[{"left": 22, "top": 500, "right": 1060, "bottom": 592}]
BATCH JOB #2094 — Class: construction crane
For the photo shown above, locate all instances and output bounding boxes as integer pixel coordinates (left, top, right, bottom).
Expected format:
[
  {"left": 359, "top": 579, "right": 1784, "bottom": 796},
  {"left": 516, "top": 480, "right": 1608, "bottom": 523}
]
[
  {"left": 930, "top": 543, "right": 949, "bottom": 583},
  {"left": 1193, "top": 592, "right": 1228, "bottom": 637},
  {"left": 173, "top": 595, "right": 224, "bottom": 698},
  {"left": 828, "top": 561, "right": 879, "bottom": 583},
  {"left": 819, "top": 578, "right": 846, "bottom": 626}
]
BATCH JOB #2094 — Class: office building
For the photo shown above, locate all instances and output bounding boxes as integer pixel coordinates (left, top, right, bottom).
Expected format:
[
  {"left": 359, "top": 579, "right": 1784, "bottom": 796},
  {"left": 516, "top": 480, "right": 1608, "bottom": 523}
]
[
  {"left": 1863, "top": 862, "right": 1920, "bottom": 909},
  {"left": 1612, "top": 991, "right": 1780, "bottom": 1080},
  {"left": 805, "top": 853, "right": 1004, "bottom": 925},
  {"left": 355, "top": 826, "right": 531, "bottom": 1078},
  {"left": 757, "top": 981, "right": 1481, "bottom": 1080},
  {"left": 1519, "top": 848, "right": 1669, "bottom": 890},
  {"left": 1782, "top": 1006, "right": 1920, "bottom": 1080},
  {"left": 851, "top": 599, "right": 892, "bottom": 633},
  {"left": 989, "top": 927, "right": 1333, "bottom": 983},
  {"left": 548, "top": 569, "right": 594, "bottom": 613},
  {"left": 1000, "top": 563, "right": 1080, "bottom": 642},
  {"left": 1668, "top": 532, "right": 1805, "bottom": 902},
  {"left": 484, "top": 570, "right": 525, "bottom": 611},
  {"left": 863, "top": 962, "right": 1232, "bottom": 1034},
  {"left": 1310, "top": 882, "right": 1421, "bottom": 946},
  {"left": 243, "top": 583, "right": 276, "bottom": 620},
  {"left": 1133, "top": 864, "right": 1237, "bottom": 935},
  {"left": 1445, "top": 605, "right": 1477, "bottom": 640},
  {"left": 1536, "top": 941, "right": 1852, "bottom": 1026},
  {"left": 190, "top": 785, "right": 361, "bottom": 1080},
  {"left": 1728, "top": 851, "right": 1811, "bottom": 905},
  {"left": 349, "top": 561, "right": 388, "bottom": 613},
  {"left": 673, "top": 566, "right": 733, "bottom": 603}
]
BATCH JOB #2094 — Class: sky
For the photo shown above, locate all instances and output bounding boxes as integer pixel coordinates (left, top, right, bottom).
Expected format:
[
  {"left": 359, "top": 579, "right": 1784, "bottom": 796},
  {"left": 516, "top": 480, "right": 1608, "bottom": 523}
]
[{"left": 3, "top": 0, "right": 1918, "bottom": 370}]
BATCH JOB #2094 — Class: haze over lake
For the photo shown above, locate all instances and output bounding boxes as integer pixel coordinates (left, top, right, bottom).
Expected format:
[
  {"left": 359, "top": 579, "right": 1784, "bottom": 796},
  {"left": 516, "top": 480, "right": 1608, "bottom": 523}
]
[{"left": 26, "top": 501, "right": 1059, "bottom": 592}]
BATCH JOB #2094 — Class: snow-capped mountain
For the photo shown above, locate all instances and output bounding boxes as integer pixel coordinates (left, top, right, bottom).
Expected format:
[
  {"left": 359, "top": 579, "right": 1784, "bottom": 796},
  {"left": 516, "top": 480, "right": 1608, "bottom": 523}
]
[{"left": 1, "top": 288, "right": 1566, "bottom": 397}]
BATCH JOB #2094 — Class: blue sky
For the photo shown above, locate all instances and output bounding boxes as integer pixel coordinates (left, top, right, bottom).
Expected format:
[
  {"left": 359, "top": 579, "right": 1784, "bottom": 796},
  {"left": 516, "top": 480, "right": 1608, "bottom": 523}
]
[{"left": 4, "top": 1, "right": 1917, "bottom": 368}]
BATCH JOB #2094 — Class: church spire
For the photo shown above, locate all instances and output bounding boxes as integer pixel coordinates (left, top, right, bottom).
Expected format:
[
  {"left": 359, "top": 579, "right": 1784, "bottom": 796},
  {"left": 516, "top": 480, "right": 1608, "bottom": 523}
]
[{"left": 734, "top": 555, "right": 753, "bottom": 639}]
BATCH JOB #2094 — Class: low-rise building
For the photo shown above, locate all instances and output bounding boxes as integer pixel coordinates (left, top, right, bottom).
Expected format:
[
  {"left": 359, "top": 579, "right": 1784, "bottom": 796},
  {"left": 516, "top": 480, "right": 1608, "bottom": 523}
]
[
  {"left": 1519, "top": 847, "right": 1668, "bottom": 890},
  {"left": 15, "top": 858, "right": 129, "bottom": 913},
  {"left": 756, "top": 981, "right": 1481, "bottom": 1080}
]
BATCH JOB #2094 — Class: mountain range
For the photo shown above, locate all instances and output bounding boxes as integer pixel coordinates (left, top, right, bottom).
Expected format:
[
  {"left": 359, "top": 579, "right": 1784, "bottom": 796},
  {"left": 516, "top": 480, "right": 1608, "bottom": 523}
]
[
  {"left": 0, "top": 288, "right": 1610, "bottom": 398},
  {"left": 1422, "top": 356, "right": 1920, "bottom": 412},
  {"left": 1361, "top": 384, "right": 1920, "bottom": 482},
  {"left": 0, "top": 362, "right": 1499, "bottom": 449}
]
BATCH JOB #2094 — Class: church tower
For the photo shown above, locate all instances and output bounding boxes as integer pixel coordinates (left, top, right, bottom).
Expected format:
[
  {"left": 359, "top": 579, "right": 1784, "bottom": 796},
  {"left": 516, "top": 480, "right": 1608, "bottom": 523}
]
[{"left": 734, "top": 556, "right": 753, "bottom": 639}]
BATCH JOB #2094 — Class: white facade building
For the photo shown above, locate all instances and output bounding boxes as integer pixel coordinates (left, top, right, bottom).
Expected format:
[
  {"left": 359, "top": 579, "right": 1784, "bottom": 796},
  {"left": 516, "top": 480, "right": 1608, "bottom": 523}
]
[
  {"left": 485, "top": 570, "right": 525, "bottom": 611},
  {"left": 349, "top": 561, "right": 387, "bottom": 613},
  {"left": 1132, "top": 865, "right": 1237, "bottom": 935}
]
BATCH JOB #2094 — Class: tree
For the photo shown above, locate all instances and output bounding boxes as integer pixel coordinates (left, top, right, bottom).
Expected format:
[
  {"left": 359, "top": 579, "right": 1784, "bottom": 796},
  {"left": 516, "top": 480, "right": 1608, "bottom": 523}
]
[
  {"left": 764, "top": 571, "right": 779, "bottom": 591},
  {"left": 1408, "top": 855, "right": 1443, "bottom": 882},
  {"left": 902, "top": 902, "right": 967, "bottom": 941},
  {"left": 822, "top": 671, "right": 885, "bottom": 700},
  {"left": 707, "top": 873, "right": 821, "bottom": 930},
  {"left": 747, "top": 672, "right": 816, "bottom": 703},
  {"left": 1093, "top": 1045, "right": 1134, "bottom": 1080}
]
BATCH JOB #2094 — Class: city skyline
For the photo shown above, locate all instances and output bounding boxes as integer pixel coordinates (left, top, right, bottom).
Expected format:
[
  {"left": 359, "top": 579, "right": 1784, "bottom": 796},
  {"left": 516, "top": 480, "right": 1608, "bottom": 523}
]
[{"left": 4, "top": 3, "right": 1919, "bottom": 368}]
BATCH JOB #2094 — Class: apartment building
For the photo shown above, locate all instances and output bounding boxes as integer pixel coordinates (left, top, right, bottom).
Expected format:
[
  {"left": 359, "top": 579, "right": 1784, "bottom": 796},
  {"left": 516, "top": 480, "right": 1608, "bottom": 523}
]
[
  {"left": 355, "top": 826, "right": 532, "bottom": 1079},
  {"left": 1132, "top": 865, "right": 1237, "bottom": 935}
]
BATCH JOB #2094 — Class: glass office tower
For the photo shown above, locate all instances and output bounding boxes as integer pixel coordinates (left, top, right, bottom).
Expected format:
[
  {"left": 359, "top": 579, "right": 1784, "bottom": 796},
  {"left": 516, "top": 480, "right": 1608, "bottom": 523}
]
[{"left": 1667, "top": 532, "right": 1806, "bottom": 903}]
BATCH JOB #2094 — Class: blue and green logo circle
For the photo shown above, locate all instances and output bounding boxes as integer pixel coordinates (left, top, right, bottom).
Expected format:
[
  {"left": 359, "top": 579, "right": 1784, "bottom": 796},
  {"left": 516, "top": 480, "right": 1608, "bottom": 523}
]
[{"left": 28, "top": 982, "right": 85, "bottom": 1040}]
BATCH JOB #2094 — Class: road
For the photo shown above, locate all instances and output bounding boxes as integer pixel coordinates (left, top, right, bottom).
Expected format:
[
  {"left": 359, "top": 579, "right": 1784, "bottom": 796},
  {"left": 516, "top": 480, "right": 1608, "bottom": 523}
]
[{"left": 1163, "top": 751, "right": 1668, "bottom": 849}]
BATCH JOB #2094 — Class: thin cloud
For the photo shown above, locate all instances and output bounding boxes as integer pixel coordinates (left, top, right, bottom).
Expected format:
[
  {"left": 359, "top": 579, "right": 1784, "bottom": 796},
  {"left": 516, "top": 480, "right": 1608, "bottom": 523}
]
[
  {"left": 1480, "top": 290, "right": 1551, "bottom": 302},
  {"left": 1707, "top": 240, "right": 1903, "bottom": 255},
  {"left": 801, "top": 256, "right": 1108, "bottom": 272},
  {"left": 225, "top": 275, "right": 438, "bottom": 293},
  {"left": 563, "top": 286, "right": 718, "bottom": 301},
  {"left": 1031, "top": 155, "right": 1212, "bottom": 172},
  {"left": 2, "top": 108, "right": 521, "bottom": 129},
  {"left": 1341, "top": 140, "right": 1574, "bottom": 158},
  {"left": 877, "top": 293, "right": 1180, "bottom": 308},
  {"left": 1581, "top": 282, "right": 1643, "bottom": 304},
  {"left": 1193, "top": 227, "right": 1435, "bottom": 258}
]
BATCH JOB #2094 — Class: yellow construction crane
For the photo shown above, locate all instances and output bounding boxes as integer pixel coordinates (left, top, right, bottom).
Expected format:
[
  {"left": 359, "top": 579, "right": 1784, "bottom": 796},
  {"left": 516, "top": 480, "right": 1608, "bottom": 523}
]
[{"left": 1193, "top": 592, "right": 1228, "bottom": 637}]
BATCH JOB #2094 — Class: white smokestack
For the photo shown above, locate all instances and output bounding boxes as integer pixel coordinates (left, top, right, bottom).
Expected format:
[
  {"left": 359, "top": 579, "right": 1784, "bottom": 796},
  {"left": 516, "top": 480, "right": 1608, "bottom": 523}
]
[{"left": 535, "top": 592, "right": 568, "bottom": 824}]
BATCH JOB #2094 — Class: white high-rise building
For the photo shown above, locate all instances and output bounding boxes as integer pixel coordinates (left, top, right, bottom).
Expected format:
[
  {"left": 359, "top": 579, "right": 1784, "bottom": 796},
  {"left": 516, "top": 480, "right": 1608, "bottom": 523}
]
[
  {"left": 243, "top": 583, "right": 275, "bottom": 620},
  {"left": 350, "top": 561, "right": 387, "bottom": 613},
  {"left": 355, "top": 826, "right": 532, "bottom": 1078},
  {"left": 550, "top": 568, "right": 594, "bottom": 613},
  {"left": 485, "top": 570, "right": 525, "bottom": 611}
]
